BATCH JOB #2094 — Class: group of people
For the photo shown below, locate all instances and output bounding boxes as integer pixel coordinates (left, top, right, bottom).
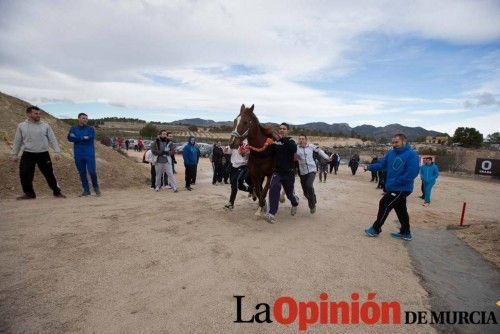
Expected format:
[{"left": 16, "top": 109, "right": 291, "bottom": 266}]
[
  {"left": 10, "top": 106, "right": 440, "bottom": 242},
  {"left": 144, "top": 132, "right": 200, "bottom": 192},
  {"left": 10, "top": 108, "right": 99, "bottom": 198}
]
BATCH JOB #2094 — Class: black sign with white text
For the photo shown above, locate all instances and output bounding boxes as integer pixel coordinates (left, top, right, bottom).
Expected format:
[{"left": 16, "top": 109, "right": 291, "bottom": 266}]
[{"left": 475, "top": 158, "right": 500, "bottom": 176}]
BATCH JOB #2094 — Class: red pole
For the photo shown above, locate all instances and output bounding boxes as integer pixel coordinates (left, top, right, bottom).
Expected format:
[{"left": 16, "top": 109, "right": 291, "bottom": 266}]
[{"left": 460, "top": 202, "right": 467, "bottom": 226}]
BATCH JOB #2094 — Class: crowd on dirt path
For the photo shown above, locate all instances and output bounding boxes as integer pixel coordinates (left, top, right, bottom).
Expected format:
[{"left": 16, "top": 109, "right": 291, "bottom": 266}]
[{"left": 10, "top": 105, "right": 439, "bottom": 242}]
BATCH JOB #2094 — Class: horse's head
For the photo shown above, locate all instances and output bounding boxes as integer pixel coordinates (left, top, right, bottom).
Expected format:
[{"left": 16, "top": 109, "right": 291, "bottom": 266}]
[{"left": 230, "top": 104, "right": 254, "bottom": 148}]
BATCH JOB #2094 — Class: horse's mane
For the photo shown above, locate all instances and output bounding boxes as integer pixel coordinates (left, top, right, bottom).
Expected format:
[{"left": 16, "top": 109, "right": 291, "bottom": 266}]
[{"left": 248, "top": 110, "right": 273, "bottom": 138}]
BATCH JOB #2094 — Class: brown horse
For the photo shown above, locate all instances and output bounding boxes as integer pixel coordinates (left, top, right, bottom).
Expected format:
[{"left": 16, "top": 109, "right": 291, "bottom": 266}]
[{"left": 229, "top": 104, "right": 275, "bottom": 215}]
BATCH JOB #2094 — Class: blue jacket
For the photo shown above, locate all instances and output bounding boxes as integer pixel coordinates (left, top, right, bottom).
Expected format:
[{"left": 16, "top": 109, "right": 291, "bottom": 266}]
[
  {"left": 182, "top": 137, "right": 200, "bottom": 166},
  {"left": 67, "top": 125, "right": 96, "bottom": 157},
  {"left": 368, "top": 144, "right": 419, "bottom": 192},
  {"left": 420, "top": 163, "right": 439, "bottom": 183}
]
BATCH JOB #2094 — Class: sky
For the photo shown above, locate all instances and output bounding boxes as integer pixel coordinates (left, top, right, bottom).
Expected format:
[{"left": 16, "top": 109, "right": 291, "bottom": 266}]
[{"left": 1, "top": 0, "right": 499, "bottom": 136}]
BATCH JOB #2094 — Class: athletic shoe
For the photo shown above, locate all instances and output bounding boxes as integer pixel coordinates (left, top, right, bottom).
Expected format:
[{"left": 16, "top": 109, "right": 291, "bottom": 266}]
[
  {"left": 162, "top": 185, "right": 172, "bottom": 189},
  {"left": 54, "top": 193, "right": 66, "bottom": 198},
  {"left": 266, "top": 213, "right": 277, "bottom": 224},
  {"left": 402, "top": 233, "right": 413, "bottom": 241},
  {"left": 310, "top": 206, "right": 316, "bottom": 214},
  {"left": 79, "top": 191, "right": 91, "bottom": 197},
  {"left": 364, "top": 227, "right": 380, "bottom": 237},
  {"left": 173, "top": 189, "right": 178, "bottom": 193},
  {"left": 94, "top": 188, "right": 101, "bottom": 197},
  {"left": 422, "top": 202, "right": 430, "bottom": 207},
  {"left": 291, "top": 205, "right": 298, "bottom": 216},
  {"left": 155, "top": 187, "right": 160, "bottom": 192},
  {"left": 224, "top": 203, "right": 234, "bottom": 210},
  {"left": 185, "top": 186, "right": 192, "bottom": 191},
  {"left": 16, "top": 194, "right": 35, "bottom": 200},
  {"left": 390, "top": 232, "right": 403, "bottom": 239}
]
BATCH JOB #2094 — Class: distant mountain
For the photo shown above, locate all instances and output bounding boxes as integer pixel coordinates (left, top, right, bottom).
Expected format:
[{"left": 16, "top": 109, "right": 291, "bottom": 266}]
[
  {"left": 353, "top": 123, "right": 443, "bottom": 140},
  {"left": 297, "top": 122, "right": 352, "bottom": 135},
  {"left": 169, "top": 118, "right": 445, "bottom": 140},
  {"left": 171, "top": 118, "right": 217, "bottom": 126}
]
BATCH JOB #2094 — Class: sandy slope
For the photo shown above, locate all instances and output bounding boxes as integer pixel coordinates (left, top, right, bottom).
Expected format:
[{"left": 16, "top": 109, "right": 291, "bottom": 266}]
[{"left": 1, "top": 156, "right": 499, "bottom": 333}]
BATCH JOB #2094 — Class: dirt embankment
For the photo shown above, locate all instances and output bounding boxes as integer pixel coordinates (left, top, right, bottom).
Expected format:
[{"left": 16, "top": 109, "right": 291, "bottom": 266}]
[{"left": 0, "top": 91, "right": 149, "bottom": 199}]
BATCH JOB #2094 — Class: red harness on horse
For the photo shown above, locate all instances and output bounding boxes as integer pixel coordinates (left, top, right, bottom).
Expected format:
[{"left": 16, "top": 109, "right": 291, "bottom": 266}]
[{"left": 247, "top": 138, "right": 274, "bottom": 152}]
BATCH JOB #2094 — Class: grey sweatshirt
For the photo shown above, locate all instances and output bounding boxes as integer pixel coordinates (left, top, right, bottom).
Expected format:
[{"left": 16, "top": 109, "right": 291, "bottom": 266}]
[
  {"left": 296, "top": 144, "right": 329, "bottom": 176},
  {"left": 10, "top": 120, "right": 61, "bottom": 155},
  {"left": 150, "top": 138, "right": 173, "bottom": 164}
]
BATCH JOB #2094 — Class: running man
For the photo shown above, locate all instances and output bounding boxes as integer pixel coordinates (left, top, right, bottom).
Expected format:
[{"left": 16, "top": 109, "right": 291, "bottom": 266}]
[
  {"left": 296, "top": 134, "right": 330, "bottom": 213},
  {"left": 364, "top": 133, "right": 419, "bottom": 241}
]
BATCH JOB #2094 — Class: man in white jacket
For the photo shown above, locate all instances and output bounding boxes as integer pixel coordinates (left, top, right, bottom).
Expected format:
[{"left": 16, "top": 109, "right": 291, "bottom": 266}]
[{"left": 295, "top": 134, "right": 330, "bottom": 213}]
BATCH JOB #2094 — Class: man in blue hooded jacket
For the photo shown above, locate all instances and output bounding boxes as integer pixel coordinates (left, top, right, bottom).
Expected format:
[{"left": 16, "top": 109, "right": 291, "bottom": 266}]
[
  {"left": 420, "top": 157, "right": 439, "bottom": 206},
  {"left": 67, "top": 113, "right": 100, "bottom": 196},
  {"left": 182, "top": 136, "right": 200, "bottom": 191},
  {"left": 364, "top": 134, "right": 419, "bottom": 241}
]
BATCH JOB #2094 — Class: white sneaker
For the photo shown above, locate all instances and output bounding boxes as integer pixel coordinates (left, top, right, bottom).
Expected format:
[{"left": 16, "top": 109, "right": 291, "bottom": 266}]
[
  {"left": 155, "top": 187, "right": 160, "bottom": 192},
  {"left": 162, "top": 185, "right": 172, "bottom": 189},
  {"left": 266, "top": 213, "right": 277, "bottom": 224}
]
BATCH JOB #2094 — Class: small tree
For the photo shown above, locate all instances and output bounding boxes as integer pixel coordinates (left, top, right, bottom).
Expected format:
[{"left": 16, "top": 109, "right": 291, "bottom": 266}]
[
  {"left": 486, "top": 132, "right": 500, "bottom": 144},
  {"left": 140, "top": 123, "right": 158, "bottom": 138},
  {"left": 452, "top": 127, "right": 483, "bottom": 148},
  {"left": 188, "top": 125, "right": 198, "bottom": 132}
]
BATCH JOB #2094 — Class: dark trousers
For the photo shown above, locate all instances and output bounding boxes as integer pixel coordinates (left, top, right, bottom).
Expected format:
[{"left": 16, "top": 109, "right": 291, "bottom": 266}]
[
  {"left": 299, "top": 172, "right": 316, "bottom": 209},
  {"left": 185, "top": 165, "right": 197, "bottom": 187},
  {"left": 223, "top": 161, "right": 231, "bottom": 182},
  {"left": 229, "top": 166, "right": 250, "bottom": 204},
  {"left": 192, "top": 164, "right": 198, "bottom": 184},
  {"left": 377, "top": 172, "right": 386, "bottom": 189},
  {"left": 150, "top": 164, "right": 156, "bottom": 188},
  {"left": 372, "top": 191, "right": 411, "bottom": 234},
  {"left": 19, "top": 151, "right": 61, "bottom": 198},
  {"left": 350, "top": 165, "right": 358, "bottom": 175},
  {"left": 212, "top": 162, "right": 224, "bottom": 184},
  {"left": 330, "top": 163, "right": 339, "bottom": 174},
  {"left": 268, "top": 172, "right": 298, "bottom": 215},
  {"left": 75, "top": 155, "right": 98, "bottom": 192},
  {"left": 318, "top": 164, "right": 328, "bottom": 182},
  {"left": 420, "top": 181, "right": 425, "bottom": 198},
  {"left": 371, "top": 171, "right": 378, "bottom": 182}
]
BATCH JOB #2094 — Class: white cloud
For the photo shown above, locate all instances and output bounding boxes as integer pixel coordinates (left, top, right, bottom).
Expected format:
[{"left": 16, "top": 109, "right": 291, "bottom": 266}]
[
  {"left": 410, "top": 109, "right": 467, "bottom": 115},
  {"left": 0, "top": 0, "right": 499, "bottom": 132}
]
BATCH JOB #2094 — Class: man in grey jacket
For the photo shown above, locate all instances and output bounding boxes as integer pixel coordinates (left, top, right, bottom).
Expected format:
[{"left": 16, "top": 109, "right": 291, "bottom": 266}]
[
  {"left": 296, "top": 134, "right": 330, "bottom": 213},
  {"left": 10, "top": 106, "right": 65, "bottom": 199},
  {"left": 150, "top": 130, "right": 177, "bottom": 192}
]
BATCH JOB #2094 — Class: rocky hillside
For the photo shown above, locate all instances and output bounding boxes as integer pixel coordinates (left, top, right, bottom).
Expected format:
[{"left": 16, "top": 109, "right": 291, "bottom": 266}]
[{"left": 0, "top": 92, "right": 149, "bottom": 199}]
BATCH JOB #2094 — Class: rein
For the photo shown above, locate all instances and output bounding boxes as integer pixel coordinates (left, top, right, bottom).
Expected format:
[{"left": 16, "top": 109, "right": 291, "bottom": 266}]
[{"left": 247, "top": 138, "right": 273, "bottom": 152}]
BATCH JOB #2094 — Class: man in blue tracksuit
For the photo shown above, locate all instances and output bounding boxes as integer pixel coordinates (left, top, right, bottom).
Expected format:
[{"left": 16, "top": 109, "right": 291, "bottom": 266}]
[
  {"left": 364, "top": 134, "right": 419, "bottom": 241},
  {"left": 67, "top": 113, "right": 100, "bottom": 196},
  {"left": 420, "top": 157, "right": 439, "bottom": 206},
  {"left": 182, "top": 136, "right": 200, "bottom": 191}
]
